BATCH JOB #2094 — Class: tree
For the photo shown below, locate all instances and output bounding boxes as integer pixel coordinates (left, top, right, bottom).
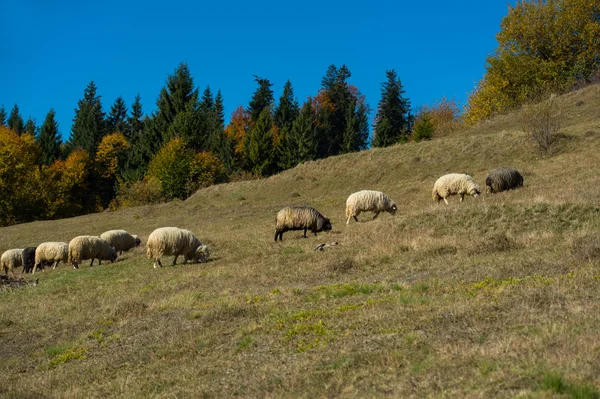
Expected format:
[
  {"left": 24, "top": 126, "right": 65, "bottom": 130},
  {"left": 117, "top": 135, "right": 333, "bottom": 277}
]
[
  {"left": 245, "top": 108, "right": 276, "bottom": 176},
  {"left": 274, "top": 80, "right": 300, "bottom": 131},
  {"left": 465, "top": 0, "right": 600, "bottom": 124},
  {"left": 412, "top": 113, "right": 434, "bottom": 142},
  {"left": 206, "top": 90, "right": 232, "bottom": 171},
  {"left": 279, "top": 100, "right": 318, "bottom": 169},
  {"left": 38, "top": 109, "right": 62, "bottom": 165},
  {"left": 372, "top": 70, "right": 412, "bottom": 147},
  {"left": 24, "top": 117, "right": 37, "bottom": 136},
  {"left": 95, "top": 133, "right": 130, "bottom": 207},
  {"left": 247, "top": 76, "right": 274, "bottom": 123},
  {"left": 68, "top": 81, "right": 106, "bottom": 156},
  {"left": 146, "top": 137, "right": 194, "bottom": 200},
  {"left": 417, "top": 97, "right": 462, "bottom": 136},
  {"left": 7, "top": 104, "right": 24, "bottom": 135},
  {"left": 123, "top": 94, "right": 146, "bottom": 178},
  {"left": 0, "top": 105, "right": 6, "bottom": 126},
  {"left": 106, "top": 96, "right": 129, "bottom": 136},
  {"left": 224, "top": 106, "right": 251, "bottom": 170}
]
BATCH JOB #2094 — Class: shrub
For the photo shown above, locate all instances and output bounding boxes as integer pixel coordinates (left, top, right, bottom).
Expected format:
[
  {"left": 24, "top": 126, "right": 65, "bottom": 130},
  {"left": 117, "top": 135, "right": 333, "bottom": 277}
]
[
  {"left": 521, "top": 96, "right": 563, "bottom": 154},
  {"left": 412, "top": 113, "right": 434, "bottom": 142},
  {"left": 188, "top": 151, "right": 228, "bottom": 192},
  {"left": 112, "top": 177, "right": 164, "bottom": 209},
  {"left": 147, "top": 138, "right": 194, "bottom": 200}
]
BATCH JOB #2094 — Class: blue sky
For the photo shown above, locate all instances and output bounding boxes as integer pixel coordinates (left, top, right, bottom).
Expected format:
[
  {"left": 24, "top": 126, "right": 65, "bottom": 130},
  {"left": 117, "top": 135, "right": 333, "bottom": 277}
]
[{"left": 0, "top": 0, "right": 512, "bottom": 140}]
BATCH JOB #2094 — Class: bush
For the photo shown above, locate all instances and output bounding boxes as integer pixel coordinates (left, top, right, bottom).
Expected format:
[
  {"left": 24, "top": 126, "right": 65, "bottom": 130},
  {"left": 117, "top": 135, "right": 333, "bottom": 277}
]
[
  {"left": 111, "top": 177, "right": 164, "bottom": 209},
  {"left": 147, "top": 138, "right": 194, "bottom": 200},
  {"left": 188, "top": 151, "right": 228, "bottom": 192},
  {"left": 521, "top": 96, "right": 563, "bottom": 154},
  {"left": 412, "top": 113, "right": 434, "bottom": 142}
]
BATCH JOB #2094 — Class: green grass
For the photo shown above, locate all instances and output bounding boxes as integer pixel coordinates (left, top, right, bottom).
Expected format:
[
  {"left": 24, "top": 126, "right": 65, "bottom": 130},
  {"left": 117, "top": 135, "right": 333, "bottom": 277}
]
[{"left": 1, "top": 85, "right": 600, "bottom": 397}]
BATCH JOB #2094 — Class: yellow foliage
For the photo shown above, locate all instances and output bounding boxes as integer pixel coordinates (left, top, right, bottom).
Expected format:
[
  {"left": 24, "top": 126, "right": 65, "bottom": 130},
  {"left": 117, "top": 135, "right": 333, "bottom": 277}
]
[
  {"left": 189, "top": 151, "right": 227, "bottom": 189},
  {"left": 45, "top": 148, "right": 91, "bottom": 218},
  {"left": 95, "top": 132, "right": 129, "bottom": 179},
  {"left": 224, "top": 106, "right": 251, "bottom": 168},
  {"left": 416, "top": 97, "right": 463, "bottom": 136}
]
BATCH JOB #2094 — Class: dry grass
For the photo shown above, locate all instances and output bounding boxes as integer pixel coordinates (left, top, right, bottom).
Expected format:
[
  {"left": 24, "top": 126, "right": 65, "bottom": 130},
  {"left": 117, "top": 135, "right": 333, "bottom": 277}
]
[{"left": 1, "top": 85, "right": 600, "bottom": 397}]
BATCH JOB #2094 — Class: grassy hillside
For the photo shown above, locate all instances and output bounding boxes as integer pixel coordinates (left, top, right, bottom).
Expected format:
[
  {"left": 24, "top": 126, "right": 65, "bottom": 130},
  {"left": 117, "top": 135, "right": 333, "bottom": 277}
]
[{"left": 1, "top": 85, "right": 600, "bottom": 398}]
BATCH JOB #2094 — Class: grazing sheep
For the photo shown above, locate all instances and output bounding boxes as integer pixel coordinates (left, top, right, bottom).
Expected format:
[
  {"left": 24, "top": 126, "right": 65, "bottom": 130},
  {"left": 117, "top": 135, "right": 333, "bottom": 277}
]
[
  {"left": 100, "top": 230, "right": 142, "bottom": 255},
  {"left": 274, "top": 206, "right": 332, "bottom": 241},
  {"left": 22, "top": 247, "right": 36, "bottom": 273},
  {"left": 1, "top": 249, "right": 24, "bottom": 276},
  {"left": 146, "top": 227, "right": 209, "bottom": 269},
  {"left": 33, "top": 242, "right": 68, "bottom": 274},
  {"left": 432, "top": 173, "right": 481, "bottom": 205},
  {"left": 345, "top": 190, "right": 397, "bottom": 224},
  {"left": 485, "top": 167, "right": 524, "bottom": 194},
  {"left": 68, "top": 236, "right": 118, "bottom": 269}
]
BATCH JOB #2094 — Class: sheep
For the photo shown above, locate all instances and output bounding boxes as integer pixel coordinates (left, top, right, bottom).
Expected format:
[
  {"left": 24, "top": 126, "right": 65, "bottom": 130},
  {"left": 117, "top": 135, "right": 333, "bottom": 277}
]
[
  {"left": 1, "top": 249, "right": 24, "bottom": 276},
  {"left": 345, "top": 190, "right": 397, "bottom": 224},
  {"left": 146, "top": 227, "right": 209, "bottom": 269},
  {"left": 100, "top": 230, "right": 142, "bottom": 255},
  {"left": 485, "top": 167, "right": 524, "bottom": 194},
  {"left": 22, "top": 247, "right": 36, "bottom": 273},
  {"left": 274, "top": 206, "right": 332, "bottom": 241},
  {"left": 432, "top": 173, "right": 481, "bottom": 205},
  {"left": 33, "top": 242, "right": 68, "bottom": 274},
  {"left": 68, "top": 236, "right": 118, "bottom": 269}
]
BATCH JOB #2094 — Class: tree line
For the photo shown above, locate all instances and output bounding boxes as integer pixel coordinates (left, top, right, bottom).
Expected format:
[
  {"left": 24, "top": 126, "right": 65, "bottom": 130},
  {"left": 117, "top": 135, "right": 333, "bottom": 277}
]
[{"left": 0, "top": 64, "right": 415, "bottom": 225}]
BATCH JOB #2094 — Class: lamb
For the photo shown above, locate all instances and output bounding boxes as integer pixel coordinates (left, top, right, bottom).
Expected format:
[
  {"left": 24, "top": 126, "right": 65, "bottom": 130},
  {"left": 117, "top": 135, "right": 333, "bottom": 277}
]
[
  {"left": 68, "top": 236, "right": 118, "bottom": 269},
  {"left": 22, "top": 247, "right": 36, "bottom": 273},
  {"left": 274, "top": 206, "right": 332, "bottom": 241},
  {"left": 485, "top": 167, "right": 524, "bottom": 194},
  {"left": 345, "top": 190, "right": 397, "bottom": 224},
  {"left": 100, "top": 230, "right": 142, "bottom": 255},
  {"left": 1, "top": 249, "right": 24, "bottom": 276},
  {"left": 33, "top": 242, "right": 69, "bottom": 274},
  {"left": 432, "top": 173, "right": 481, "bottom": 205},
  {"left": 146, "top": 227, "right": 209, "bottom": 269}
]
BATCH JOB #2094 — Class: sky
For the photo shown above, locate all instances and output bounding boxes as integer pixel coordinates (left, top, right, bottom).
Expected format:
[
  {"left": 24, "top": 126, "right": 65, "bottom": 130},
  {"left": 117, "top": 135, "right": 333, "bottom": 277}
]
[{"left": 0, "top": 0, "right": 513, "bottom": 140}]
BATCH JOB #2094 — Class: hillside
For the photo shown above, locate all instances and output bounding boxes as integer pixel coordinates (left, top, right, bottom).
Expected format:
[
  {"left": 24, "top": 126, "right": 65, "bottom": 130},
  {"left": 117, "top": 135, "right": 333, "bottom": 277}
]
[{"left": 1, "top": 85, "right": 600, "bottom": 397}]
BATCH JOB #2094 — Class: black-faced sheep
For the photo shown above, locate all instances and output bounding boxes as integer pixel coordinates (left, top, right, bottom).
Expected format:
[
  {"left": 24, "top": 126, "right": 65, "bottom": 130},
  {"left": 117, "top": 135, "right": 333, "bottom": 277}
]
[
  {"left": 1, "top": 249, "right": 24, "bottom": 276},
  {"left": 345, "top": 190, "right": 397, "bottom": 224},
  {"left": 100, "top": 230, "right": 141, "bottom": 255},
  {"left": 146, "top": 227, "right": 209, "bottom": 269},
  {"left": 33, "top": 242, "right": 69, "bottom": 274},
  {"left": 68, "top": 236, "right": 118, "bottom": 269},
  {"left": 274, "top": 206, "right": 332, "bottom": 241},
  {"left": 22, "top": 247, "right": 36, "bottom": 273},
  {"left": 485, "top": 167, "right": 524, "bottom": 194},
  {"left": 432, "top": 173, "right": 481, "bottom": 205}
]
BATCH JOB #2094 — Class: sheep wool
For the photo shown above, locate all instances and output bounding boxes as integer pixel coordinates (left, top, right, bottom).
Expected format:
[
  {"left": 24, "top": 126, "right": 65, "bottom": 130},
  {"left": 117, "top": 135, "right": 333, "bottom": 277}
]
[
  {"left": 22, "top": 247, "right": 36, "bottom": 273},
  {"left": 432, "top": 173, "right": 481, "bottom": 205},
  {"left": 485, "top": 167, "right": 524, "bottom": 194},
  {"left": 146, "top": 227, "right": 209, "bottom": 269},
  {"left": 274, "top": 206, "right": 332, "bottom": 241},
  {"left": 100, "top": 230, "right": 142, "bottom": 255},
  {"left": 345, "top": 190, "right": 397, "bottom": 224},
  {"left": 34, "top": 242, "right": 68, "bottom": 274},
  {"left": 1, "top": 249, "right": 24, "bottom": 276},
  {"left": 68, "top": 236, "right": 118, "bottom": 268}
]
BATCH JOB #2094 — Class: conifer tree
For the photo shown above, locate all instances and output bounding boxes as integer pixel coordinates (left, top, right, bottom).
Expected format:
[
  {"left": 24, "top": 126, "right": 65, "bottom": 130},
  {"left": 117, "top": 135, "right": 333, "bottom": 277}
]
[
  {"left": 122, "top": 95, "right": 146, "bottom": 179},
  {"left": 274, "top": 80, "right": 299, "bottom": 131},
  {"left": 67, "top": 81, "right": 106, "bottom": 156},
  {"left": 0, "top": 105, "right": 6, "bottom": 126},
  {"left": 372, "top": 69, "right": 412, "bottom": 147},
  {"left": 207, "top": 90, "right": 232, "bottom": 169},
  {"left": 245, "top": 108, "right": 275, "bottom": 176},
  {"left": 7, "top": 104, "right": 24, "bottom": 135},
  {"left": 247, "top": 76, "right": 274, "bottom": 123},
  {"left": 280, "top": 101, "right": 317, "bottom": 169},
  {"left": 200, "top": 86, "right": 215, "bottom": 113},
  {"left": 24, "top": 118, "right": 37, "bottom": 136},
  {"left": 38, "top": 109, "right": 62, "bottom": 165},
  {"left": 106, "top": 96, "right": 129, "bottom": 136}
]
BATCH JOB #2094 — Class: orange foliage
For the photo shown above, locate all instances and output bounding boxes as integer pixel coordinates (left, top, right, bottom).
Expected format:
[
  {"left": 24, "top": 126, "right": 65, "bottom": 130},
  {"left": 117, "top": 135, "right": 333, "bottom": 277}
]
[
  {"left": 416, "top": 97, "right": 463, "bottom": 136},
  {"left": 45, "top": 148, "right": 91, "bottom": 218},
  {"left": 224, "top": 106, "right": 251, "bottom": 167}
]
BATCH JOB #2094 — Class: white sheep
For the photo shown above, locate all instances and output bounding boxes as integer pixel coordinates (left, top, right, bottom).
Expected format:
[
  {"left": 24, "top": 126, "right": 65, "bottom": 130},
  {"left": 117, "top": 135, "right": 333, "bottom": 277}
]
[
  {"left": 1, "top": 249, "right": 24, "bottom": 276},
  {"left": 68, "top": 236, "right": 118, "bottom": 269},
  {"left": 432, "top": 173, "right": 481, "bottom": 205},
  {"left": 33, "top": 242, "right": 68, "bottom": 274},
  {"left": 146, "top": 227, "right": 209, "bottom": 269},
  {"left": 274, "top": 206, "right": 332, "bottom": 241},
  {"left": 345, "top": 190, "right": 397, "bottom": 224},
  {"left": 100, "top": 230, "right": 141, "bottom": 255}
]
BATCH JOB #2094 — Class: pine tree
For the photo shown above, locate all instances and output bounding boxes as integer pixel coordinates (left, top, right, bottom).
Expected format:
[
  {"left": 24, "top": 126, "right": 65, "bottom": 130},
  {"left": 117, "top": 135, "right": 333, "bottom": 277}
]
[
  {"left": 0, "top": 105, "right": 7, "bottom": 126},
  {"left": 245, "top": 108, "right": 275, "bottom": 176},
  {"left": 247, "top": 76, "right": 274, "bottom": 123},
  {"left": 38, "top": 109, "right": 62, "bottom": 165},
  {"left": 274, "top": 80, "right": 299, "bottom": 131},
  {"left": 106, "top": 96, "right": 129, "bottom": 136},
  {"left": 7, "top": 104, "right": 24, "bottom": 135},
  {"left": 372, "top": 70, "right": 413, "bottom": 147},
  {"left": 200, "top": 86, "right": 214, "bottom": 113},
  {"left": 24, "top": 118, "right": 37, "bottom": 136},
  {"left": 280, "top": 100, "right": 317, "bottom": 169},
  {"left": 67, "top": 81, "right": 106, "bottom": 156},
  {"left": 207, "top": 90, "right": 232, "bottom": 169}
]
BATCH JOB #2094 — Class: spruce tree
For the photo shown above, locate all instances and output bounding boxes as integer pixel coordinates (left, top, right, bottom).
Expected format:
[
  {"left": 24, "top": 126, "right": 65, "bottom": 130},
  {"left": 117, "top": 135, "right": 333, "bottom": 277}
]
[
  {"left": 200, "top": 86, "right": 215, "bottom": 113},
  {"left": 372, "top": 70, "right": 412, "bottom": 147},
  {"left": 0, "top": 105, "right": 7, "bottom": 126},
  {"left": 68, "top": 81, "right": 106, "bottom": 156},
  {"left": 7, "top": 104, "right": 24, "bottom": 134},
  {"left": 24, "top": 118, "right": 37, "bottom": 136},
  {"left": 128, "top": 94, "right": 144, "bottom": 140},
  {"left": 106, "top": 96, "right": 129, "bottom": 136},
  {"left": 38, "top": 109, "right": 62, "bottom": 165},
  {"left": 245, "top": 108, "right": 275, "bottom": 176},
  {"left": 122, "top": 95, "right": 146, "bottom": 178},
  {"left": 280, "top": 101, "right": 317, "bottom": 169},
  {"left": 274, "top": 80, "right": 299, "bottom": 131},
  {"left": 247, "top": 76, "right": 274, "bottom": 123}
]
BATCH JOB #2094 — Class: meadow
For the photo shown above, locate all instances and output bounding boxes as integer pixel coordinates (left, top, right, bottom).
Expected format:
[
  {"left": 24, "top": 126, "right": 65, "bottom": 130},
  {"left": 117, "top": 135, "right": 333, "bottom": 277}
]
[{"left": 1, "top": 85, "right": 600, "bottom": 398}]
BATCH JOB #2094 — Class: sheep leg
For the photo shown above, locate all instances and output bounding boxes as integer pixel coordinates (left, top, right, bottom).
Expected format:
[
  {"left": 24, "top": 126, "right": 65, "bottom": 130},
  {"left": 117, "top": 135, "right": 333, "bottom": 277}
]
[
  {"left": 32, "top": 263, "right": 38, "bottom": 275},
  {"left": 98, "top": 259, "right": 102, "bottom": 265},
  {"left": 274, "top": 231, "right": 279, "bottom": 242},
  {"left": 443, "top": 197, "right": 449, "bottom": 205},
  {"left": 460, "top": 194, "right": 464, "bottom": 202},
  {"left": 372, "top": 211, "right": 380, "bottom": 220},
  {"left": 173, "top": 255, "right": 178, "bottom": 265},
  {"left": 303, "top": 228, "right": 308, "bottom": 238},
  {"left": 53, "top": 261, "right": 59, "bottom": 270}
]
